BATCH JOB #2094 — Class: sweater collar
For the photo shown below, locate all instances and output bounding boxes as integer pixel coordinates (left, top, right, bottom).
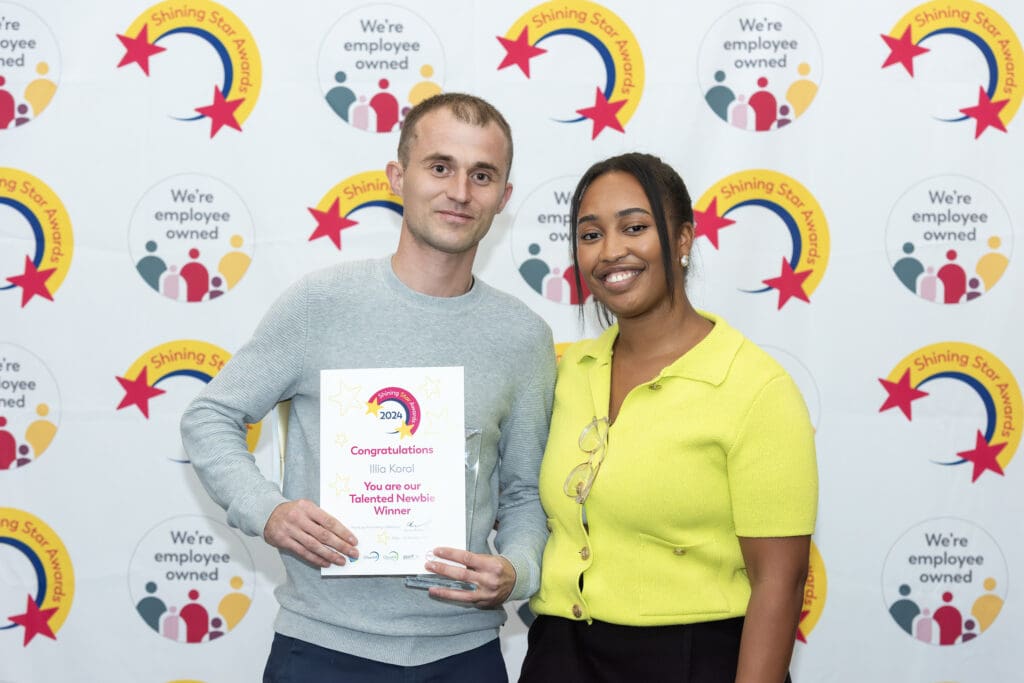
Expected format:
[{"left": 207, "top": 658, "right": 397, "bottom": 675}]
[{"left": 379, "top": 256, "right": 485, "bottom": 313}]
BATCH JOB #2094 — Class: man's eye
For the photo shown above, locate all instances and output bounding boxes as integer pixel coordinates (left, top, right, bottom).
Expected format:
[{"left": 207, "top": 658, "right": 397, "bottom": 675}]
[
  {"left": 472, "top": 172, "right": 493, "bottom": 184},
  {"left": 431, "top": 164, "right": 448, "bottom": 174}
]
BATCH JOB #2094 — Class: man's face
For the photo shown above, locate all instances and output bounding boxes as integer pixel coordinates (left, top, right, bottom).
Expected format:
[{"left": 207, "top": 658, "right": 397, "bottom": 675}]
[{"left": 387, "top": 108, "right": 513, "bottom": 258}]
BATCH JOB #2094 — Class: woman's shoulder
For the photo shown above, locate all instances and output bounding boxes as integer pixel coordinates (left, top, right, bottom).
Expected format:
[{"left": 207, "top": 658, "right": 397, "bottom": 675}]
[{"left": 557, "top": 326, "right": 617, "bottom": 366}]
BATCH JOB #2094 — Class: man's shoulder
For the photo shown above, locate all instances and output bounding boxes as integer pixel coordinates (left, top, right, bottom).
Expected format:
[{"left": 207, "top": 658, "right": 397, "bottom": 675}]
[
  {"left": 474, "top": 279, "right": 552, "bottom": 340},
  {"left": 293, "top": 258, "right": 384, "bottom": 298}
]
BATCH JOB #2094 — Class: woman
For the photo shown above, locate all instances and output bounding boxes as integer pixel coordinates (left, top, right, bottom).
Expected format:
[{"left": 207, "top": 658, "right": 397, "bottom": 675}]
[{"left": 521, "top": 153, "right": 818, "bottom": 682}]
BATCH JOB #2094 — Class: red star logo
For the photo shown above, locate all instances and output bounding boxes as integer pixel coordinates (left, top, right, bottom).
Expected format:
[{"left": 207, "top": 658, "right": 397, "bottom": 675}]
[
  {"left": 881, "top": 25, "right": 929, "bottom": 76},
  {"left": 959, "top": 87, "right": 1009, "bottom": 138},
  {"left": 6, "top": 256, "right": 56, "bottom": 307},
  {"left": 307, "top": 197, "right": 359, "bottom": 250},
  {"left": 116, "top": 24, "right": 166, "bottom": 76},
  {"left": 115, "top": 366, "right": 166, "bottom": 419},
  {"left": 957, "top": 430, "right": 1007, "bottom": 483},
  {"left": 195, "top": 87, "right": 245, "bottom": 138},
  {"left": 496, "top": 26, "right": 547, "bottom": 77},
  {"left": 878, "top": 368, "right": 929, "bottom": 420},
  {"left": 762, "top": 258, "right": 813, "bottom": 309},
  {"left": 7, "top": 595, "right": 58, "bottom": 646},
  {"left": 693, "top": 197, "right": 736, "bottom": 249},
  {"left": 795, "top": 609, "right": 810, "bottom": 643},
  {"left": 576, "top": 88, "right": 627, "bottom": 139}
]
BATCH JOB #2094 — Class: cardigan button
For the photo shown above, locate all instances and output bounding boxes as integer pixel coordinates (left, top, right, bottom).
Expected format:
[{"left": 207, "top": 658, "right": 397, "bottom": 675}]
[
  {"left": 649, "top": 382, "right": 662, "bottom": 390},
  {"left": 572, "top": 604, "right": 583, "bottom": 618},
  {"left": 579, "top": 546, "right": 590, "bottom": 560},
  {"left": 673, "top": 547, "right": 686, "bottom": 556}
]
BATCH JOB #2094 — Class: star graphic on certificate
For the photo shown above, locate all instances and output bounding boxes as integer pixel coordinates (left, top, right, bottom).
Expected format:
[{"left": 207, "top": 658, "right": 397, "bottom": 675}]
[
  {"left": 329, "top": 380, "right": 363, "bottom": 416},
  {"left": 421, "top": 407, "right": 449, "bottom": 437},
  {"left": 329, "top": 473, "right": 351, "bottom": 497},
  {"left": 419, "top": 375, "right": 442, "bottom": 400},
  {"left": 334, "top": 432, "right": 350, "bottom": 448},
  {"left": 377, "top": 529, "right": 390, "bottom": 545}
]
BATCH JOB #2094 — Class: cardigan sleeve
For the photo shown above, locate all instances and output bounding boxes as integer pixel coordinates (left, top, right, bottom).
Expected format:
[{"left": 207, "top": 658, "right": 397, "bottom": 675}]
[{"left": 727, "top": 374, "right": 818, "bottom": 537}]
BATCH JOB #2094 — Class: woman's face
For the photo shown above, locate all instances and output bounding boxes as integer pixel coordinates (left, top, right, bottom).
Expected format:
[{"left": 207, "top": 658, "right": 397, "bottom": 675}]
[{"left": 576, "top": 171, "right": 689, "bottom": 321}]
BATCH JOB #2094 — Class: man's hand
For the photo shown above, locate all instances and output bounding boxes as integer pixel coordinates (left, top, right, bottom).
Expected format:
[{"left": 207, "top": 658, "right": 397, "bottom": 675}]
[
  {"left": 424, "top": 547, "right": 516, "bottom": 608},
  {"left": 264, "top": 499, "right": 358, "bottom": 568}
]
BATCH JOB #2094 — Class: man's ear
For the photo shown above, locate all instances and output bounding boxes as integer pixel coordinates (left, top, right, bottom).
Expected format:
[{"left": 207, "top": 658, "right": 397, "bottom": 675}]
[
  {"left": 385, "top": 161, "right": 404, "bottom": 196},
  {"left": 496, "top": 182, "right": 513, "bottom": 214}
]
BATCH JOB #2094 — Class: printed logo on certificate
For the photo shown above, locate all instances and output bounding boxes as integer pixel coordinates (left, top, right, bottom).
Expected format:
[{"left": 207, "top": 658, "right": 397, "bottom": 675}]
[{"left": 319, "top": 367, "right": 465, "bottom": 575}]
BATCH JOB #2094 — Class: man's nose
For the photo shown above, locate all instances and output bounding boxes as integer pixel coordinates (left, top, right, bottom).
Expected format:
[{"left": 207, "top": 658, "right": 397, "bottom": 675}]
[{"left": 446, "top": 172, "right": 471, "bottom": 204}]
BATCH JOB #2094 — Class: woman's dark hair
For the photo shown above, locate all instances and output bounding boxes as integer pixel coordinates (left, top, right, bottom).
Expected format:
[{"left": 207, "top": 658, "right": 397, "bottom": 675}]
[{"left": 568, "top": 152, "right": 694, "bottom": 325}]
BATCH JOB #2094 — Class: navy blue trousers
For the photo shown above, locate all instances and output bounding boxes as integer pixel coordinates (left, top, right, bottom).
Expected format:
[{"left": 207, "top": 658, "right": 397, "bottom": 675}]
[{"left": 263, "top": 633, "right": 508, "bottom": 683}]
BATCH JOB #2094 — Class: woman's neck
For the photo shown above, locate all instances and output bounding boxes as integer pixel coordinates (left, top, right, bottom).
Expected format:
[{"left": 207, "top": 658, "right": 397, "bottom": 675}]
[{"left": 614, "top": 296, "right": 712, "bottom": 360}]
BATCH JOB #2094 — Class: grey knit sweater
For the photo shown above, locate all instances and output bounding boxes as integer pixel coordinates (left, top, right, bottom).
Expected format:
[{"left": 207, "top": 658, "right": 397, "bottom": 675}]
[{"left": 181, "top": 257, "right": 555, "bottom": 665}]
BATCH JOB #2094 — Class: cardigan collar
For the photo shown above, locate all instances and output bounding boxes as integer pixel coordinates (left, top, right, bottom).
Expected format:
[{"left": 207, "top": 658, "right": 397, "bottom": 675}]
[{"left": 575, "top": 310, "right": 743, "bottom": 387}]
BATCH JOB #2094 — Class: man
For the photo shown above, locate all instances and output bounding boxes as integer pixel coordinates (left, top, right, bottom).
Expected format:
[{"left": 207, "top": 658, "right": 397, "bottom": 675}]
[{"left": 181, "top": 93, "right": 555, "bottom": 681}]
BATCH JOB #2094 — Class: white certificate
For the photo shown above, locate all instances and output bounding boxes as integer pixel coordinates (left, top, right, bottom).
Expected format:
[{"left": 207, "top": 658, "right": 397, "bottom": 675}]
[{"left": 319, "top": 366, "right": 465, "bottom": 576}]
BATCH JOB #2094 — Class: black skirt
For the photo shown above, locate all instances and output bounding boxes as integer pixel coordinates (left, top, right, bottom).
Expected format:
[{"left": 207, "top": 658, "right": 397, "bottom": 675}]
[{"left": 519, "top": 615, "right": 792, "bottom": 683}]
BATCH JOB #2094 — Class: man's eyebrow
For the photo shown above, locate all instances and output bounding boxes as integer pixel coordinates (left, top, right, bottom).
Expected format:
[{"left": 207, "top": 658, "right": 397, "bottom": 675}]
[
  {"left": 420, "top": 153, "right": 501, "bottom": 174},
  {"left": 577, "top": 207, "right": 651, "bottom": 225},
  {"left": 470, "top": 161, "right": 501, "bottom": 174},
  {"left": 420, "top": 153, "right": 455, "bottom": 165}
]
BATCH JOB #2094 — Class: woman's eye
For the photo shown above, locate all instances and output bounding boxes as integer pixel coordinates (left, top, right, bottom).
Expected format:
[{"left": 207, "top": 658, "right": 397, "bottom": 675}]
[
  {"left": 579, "top": 230, "right": 601, "bottom": 242},
  {"left": 624, "top": 224, "right": 648, "bottom": 234}
]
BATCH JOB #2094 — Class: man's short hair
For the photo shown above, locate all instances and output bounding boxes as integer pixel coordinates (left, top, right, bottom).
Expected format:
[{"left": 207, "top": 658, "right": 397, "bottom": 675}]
[{"left": 396, "top": 93, "right": 513, "bottom": 178}]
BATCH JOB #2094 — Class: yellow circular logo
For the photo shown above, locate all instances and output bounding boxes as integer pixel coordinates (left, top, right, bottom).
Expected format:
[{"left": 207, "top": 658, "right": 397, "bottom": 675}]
[
  {"left": 116, "top": 1, "right": 262, "bottom": 137},
  {"left": 0, "top": 508, "right": 74, "bottom": 646}
]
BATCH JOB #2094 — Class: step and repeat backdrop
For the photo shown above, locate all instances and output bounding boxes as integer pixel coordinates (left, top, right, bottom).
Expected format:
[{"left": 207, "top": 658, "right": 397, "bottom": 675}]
[{"left": 2, "top": 0, "right": 1022, "bottom": 681}]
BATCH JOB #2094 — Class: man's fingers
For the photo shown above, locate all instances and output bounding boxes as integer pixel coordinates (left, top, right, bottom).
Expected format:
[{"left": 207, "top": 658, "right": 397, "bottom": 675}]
[
  {"left": 426, "top": 559, "right": 474, "bottom": 583},
  {"left": 423, "top": 549, "right": 514, "bottom": 608},
  {"left": 265, "top": 500, "right": 359, "bottom": 566},
  {"left": 303, "top": 501, "right": 358, "bottom": 547},
  {"left": 428, "top": 585, "right": 479, "bottom": 604}
]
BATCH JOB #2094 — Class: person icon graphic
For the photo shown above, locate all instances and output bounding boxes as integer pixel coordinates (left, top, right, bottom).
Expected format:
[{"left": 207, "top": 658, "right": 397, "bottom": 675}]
[
  {"left": 408, "top": 64, "right": 442, "bottom": 107},
  {"left": 888, "top": 583, "right": 920, "bottom": 635},
  {"left": 217, "top": 575, "right": 252, "bottom": 630},
  {"left": 933, "top": 591, "right": 963, "bottom": 645},
  {"left": 937, "top": 249, "right": 966, "bottom": 304},
  {"left": 25, "top": 61, "right": 57, "bottom": 116},
  {"left": 975, "top": 235, "right": 1009, "bottom": 291},
  {"left": 181, "top": 248, "right": 210, "bottom": 302},
  {"left": 729, "top": 94, "right": 752, "bottom": 130},
  {"left": 161, "top": 605, "right": 183, "bottom": 641},
  {"left": 136, "top": 240, "right": 167, "bottom": 292},
  {"left": 785, "top": 62, "right": 818, "bottom": 117},
  {"left": 136, "top": 581, "right": 167, "bottom": 632},
  {"left": 971, "top": 577, "right": 1004, "bottom": 632},
  {"left": 0, "top": 75, "right": 16, "bottom": 129},
  {"left": 217, "top": 234, "right": 251, "bottom": 289},
  {"left": 749, "top": 76, "right": 778, "bottom": 131},
  {"left": 519, "top": 243, "right": 549, "bottom": 295},
  {"left": 893, "top": 241, "right": 924, "bottom": 293},
  {"left": 704, "top": 70, "right": 735, "bottom": 122},
  {"left": 370, "top": 78, "right": 400, "bottom": 132},
  {"left": 0, "top": 416, "right": 16, "bottom": 469},
  {"left": 180, "top": 588, "right": 210, "bottom": 643},
  {"left": 326, "top": 71, "right": 357, "bottom": 122},
  {"left": 544, "top": 267, "right": 565, "bottom": 303}
]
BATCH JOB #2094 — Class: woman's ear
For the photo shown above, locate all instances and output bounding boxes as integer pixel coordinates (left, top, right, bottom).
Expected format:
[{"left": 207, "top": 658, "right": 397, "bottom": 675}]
[{"left": 677, "top": 221, "right": 695, "bottom": 258}]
